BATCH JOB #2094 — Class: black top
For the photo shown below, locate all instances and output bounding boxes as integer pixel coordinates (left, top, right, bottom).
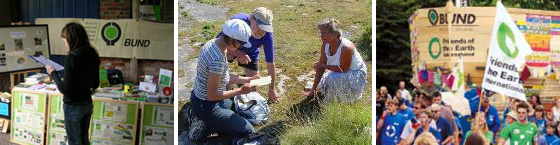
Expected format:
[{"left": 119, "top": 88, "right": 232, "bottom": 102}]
[{"left": 51, "top": 46, "right": 100, "bottom": 105}]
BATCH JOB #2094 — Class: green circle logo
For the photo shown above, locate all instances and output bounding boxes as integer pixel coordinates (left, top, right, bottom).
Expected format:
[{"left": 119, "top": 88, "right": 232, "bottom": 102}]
[
  {"left": 497, "top": 22, "right": 519, "bottom": 58},
  {"left": 429, "top": 37, "right": 442, "bottom": 59},
  {"left": 105, "top": 27, "right": 118, "bottom": 40},
  {"left": 428, "top": 9, "right": 438, "bottom": 26}
]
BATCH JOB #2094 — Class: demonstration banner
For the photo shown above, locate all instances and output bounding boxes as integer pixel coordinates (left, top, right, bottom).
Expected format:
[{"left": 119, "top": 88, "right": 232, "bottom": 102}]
[
  {"left": 36, "top": 18, "right": 173, "bottom": 61},
  {"left": 481, "top": 2, "right": 533, "bottom": 101}
]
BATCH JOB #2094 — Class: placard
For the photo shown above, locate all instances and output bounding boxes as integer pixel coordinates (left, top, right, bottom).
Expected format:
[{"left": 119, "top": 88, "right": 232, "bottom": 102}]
[
  {"left": 46, "top": 93, "right": 68, "bottom": 145},
  {"left": 140, "top": 103, "right": 174, "bottom": 145},
  {"left": 0, "top": 25, "right": 51, "bottom": 74},
  {"left": 90, "top": 98, "right": 139, "bottom": 145},
  {"left": 10, "top": 89, "right": 47, "bottom": 145}
]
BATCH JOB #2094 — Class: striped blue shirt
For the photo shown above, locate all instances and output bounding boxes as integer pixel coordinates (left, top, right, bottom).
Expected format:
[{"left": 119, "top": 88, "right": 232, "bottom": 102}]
[{"left": 193, "top": 39, "right": 230, "bottom": 100}]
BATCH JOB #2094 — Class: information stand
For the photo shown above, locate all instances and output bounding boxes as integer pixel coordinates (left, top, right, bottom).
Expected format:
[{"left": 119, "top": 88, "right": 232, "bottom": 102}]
[
  {"left": 139, "top": 102, "right": 174, "bottom": 145},
  {"left": 10, "top": 89, "right": 47, "bottom": 145},
  {"left": 45, "top": 93, "right": 67, "bottom": 145},
  {"left": 90, "top": 97, "right": 139, "bottom": 145}
]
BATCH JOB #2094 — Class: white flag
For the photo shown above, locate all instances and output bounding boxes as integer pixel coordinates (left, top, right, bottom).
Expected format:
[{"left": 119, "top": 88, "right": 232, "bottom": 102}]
[
  {"left": 481, "top": 1, "right": 533, "bottom": 101},
  {"left": 451, "top": 57, "right": 464, "bottom": 92}
]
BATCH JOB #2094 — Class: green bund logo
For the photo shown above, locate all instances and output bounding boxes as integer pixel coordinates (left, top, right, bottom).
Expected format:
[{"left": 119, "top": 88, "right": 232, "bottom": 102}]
[
  {"left": 429, "top": 37, "right": 441, "bottom": 59},
  {"left": 101, "top": 22, "right": 122, "bottom": 46},
  {"left": 497, "top": 22, "right": 519, "bottom": 58},
  {"left": 428, "top": 9, "right": 438, "bottom": 26}
]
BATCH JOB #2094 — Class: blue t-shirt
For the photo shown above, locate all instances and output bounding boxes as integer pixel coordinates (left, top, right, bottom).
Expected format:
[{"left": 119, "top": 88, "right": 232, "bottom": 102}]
[
  {"left": 381, "top": 113, "right": 407, "bottom": 145},
  {"left": 414, "top": 127, "right": 442, "bottom": 145},
  {"left": 435, "top": 116, "right": 453, "bottom": 142},
  {"left": 397, "top": 107, "right": 414, "bottom": 121},
  {"left": 479, "top": 105, "right": 501, "bottom": 133},
  {"left": 230, "top": 13, "right": 275, "bottom": 63},
  {"left": 546, "top": 134, "right": 560, "bottom": 145},
  {"left": 530, "top": 116, "right": 548, "bottom": 135}
]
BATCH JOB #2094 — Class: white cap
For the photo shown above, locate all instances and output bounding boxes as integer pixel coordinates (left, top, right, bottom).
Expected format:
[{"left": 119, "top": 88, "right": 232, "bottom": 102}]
[{"left": 222, "top": 19, "right": 252, "bottom": 48}]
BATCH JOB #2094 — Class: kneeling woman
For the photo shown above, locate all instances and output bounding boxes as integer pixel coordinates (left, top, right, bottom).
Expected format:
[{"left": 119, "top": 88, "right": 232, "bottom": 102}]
[
  {"left": 304, "top": 18, "right": 368, "bottom": 103},
  {"left": 190, "top": 19, "right": 259, "bottom": 137}
]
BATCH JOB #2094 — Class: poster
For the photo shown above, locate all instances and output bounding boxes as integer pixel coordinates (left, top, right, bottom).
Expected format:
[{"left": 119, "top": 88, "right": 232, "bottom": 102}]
[
  {"left": 92, "top": 139, "right": 129, "bottom": 145},
  {"left": 13, "top": 125, "right": 42, "bottom": 144},
  {"left": 92, "top": 120, "right": 134, "bottom": 142},
  {"left": 14, "top": 109, "right": 44, "bottom": 127},
  {"left": 152, "top": 106, "right": 174, "bottom": 127},
  {"left": 50, "top": 114, "right": 66, "bottom": 132},
  {"left": 550, "top": 36, "right": 560, "bottom": 66},
  {"left": 525, "top": 34, "right": 551, "bottom": 51},
  {"left": 143, "top": 126, "right": 174, "bottom": 145},
  {"left": 100, "top": 102, "right": 128, "bottom": 122},
  {"left": 36, "top": 18, "right": 173, "bottom": 60},
  {"left": 159, "top": 68, "right": 172, "bottom": 87},
  {"left": 20, "top": 93, "right": 38, "bottom": 111},
  {"left": 49, "top": 132, "right": 68, "bottom": 145}
]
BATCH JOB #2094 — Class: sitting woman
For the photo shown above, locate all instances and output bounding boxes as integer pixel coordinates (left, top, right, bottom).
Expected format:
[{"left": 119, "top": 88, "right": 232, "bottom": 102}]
[
  {"left": 304, "top": 18, "right": 367, "bottom": 103},
  {"left": 190, "top": 19, "right": 259, "bottom": 138}
]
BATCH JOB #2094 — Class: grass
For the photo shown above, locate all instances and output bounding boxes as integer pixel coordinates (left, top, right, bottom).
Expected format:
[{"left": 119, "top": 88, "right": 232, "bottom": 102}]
[
  {"left": 178, "top": 0, "right": 372, "bottom": 144},
  {"left": 196, "top": 0, "right": 222, "bottom": 6}
]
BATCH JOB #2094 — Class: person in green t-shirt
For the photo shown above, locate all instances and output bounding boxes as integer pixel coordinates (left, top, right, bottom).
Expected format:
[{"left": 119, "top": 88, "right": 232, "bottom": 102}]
[
  {"left": 497, "top": 102, "right": 538, "bottom": 145},
  {"left": 464, "top": 112, "right": 493, "bottom": 144}
]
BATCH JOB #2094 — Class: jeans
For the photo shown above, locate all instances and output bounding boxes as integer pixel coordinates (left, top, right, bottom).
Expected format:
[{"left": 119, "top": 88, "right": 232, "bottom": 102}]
[
  {"left": 63, "top": 102, "right": 93, "bottom": 145},
  {"left": 190, "top": 91, "right": 254, "bottom": 138}
]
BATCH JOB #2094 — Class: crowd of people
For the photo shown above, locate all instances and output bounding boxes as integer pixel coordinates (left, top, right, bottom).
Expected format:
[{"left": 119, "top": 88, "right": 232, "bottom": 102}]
[{"left": 376, "top": 81, "right": 560, "bottom": 145}]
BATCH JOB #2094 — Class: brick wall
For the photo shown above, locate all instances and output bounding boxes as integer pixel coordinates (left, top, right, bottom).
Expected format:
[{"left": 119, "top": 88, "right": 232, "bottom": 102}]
[
  {"left": 99, "top": 58, "right": 174, "bottom": 86},
  {"left": 99, "top": 0, "right": 132, "bottom": 19}
]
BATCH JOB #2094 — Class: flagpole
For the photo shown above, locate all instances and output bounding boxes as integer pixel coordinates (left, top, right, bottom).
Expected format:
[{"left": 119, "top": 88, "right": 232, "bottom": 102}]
[{"left": 478, "top": 88, "right": 484, "bottom": 113}]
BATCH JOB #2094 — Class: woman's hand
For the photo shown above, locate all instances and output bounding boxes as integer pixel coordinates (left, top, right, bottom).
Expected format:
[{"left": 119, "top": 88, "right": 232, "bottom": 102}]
[
  {"left": 240, "top": 83, "right": 253, "bottom": 94},
  {"left": 45, "top": 65, "right": 54, "bottom": 75},
  {"left": 303, "top": 89, "right": 315, "bottom": 97}
]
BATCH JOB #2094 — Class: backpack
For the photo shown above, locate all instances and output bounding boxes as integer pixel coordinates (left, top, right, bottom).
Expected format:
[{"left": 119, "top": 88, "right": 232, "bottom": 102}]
[
  {"left": 235, "top": 132, "right": 279, "bottom": 145},
  {"left": 234, "top": 92, "right": 270, "bottom": 125}
]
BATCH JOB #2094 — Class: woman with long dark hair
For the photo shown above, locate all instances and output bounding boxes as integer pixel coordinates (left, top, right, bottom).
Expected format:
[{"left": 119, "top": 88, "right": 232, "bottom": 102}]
[{"left": 46, "top": 22, "right": 100, "bottom": 145}]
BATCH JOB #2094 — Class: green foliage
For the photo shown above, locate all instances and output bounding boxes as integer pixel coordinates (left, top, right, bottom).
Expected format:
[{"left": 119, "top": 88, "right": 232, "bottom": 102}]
[
  {"left": 377, "top": 0, "right": 558, "bottom": 92},
  {"left": 196, "top": 0, "right": 222, "bottom": 6},
  {"left": 357, "top": 21, "right": 372, "bottom": 61},
  {"left": 281, "top": 103, "right": 372, "bottom": 145}
]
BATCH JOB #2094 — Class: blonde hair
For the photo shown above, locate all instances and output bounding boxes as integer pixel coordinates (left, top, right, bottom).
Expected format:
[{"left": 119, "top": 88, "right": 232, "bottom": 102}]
[
  {"left": 317, "top": 18, "right": 342, "bottom": 38},
  {"left": 414, "top": 132, "right": 439, "bottom": 145},
  {"left": 472, "top": 112, "right": 489, "bottom": 133}
]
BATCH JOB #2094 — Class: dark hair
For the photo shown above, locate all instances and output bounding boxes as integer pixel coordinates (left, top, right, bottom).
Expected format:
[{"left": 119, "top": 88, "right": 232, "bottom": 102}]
[
  {"left": 464, "top": 131, "right": 488, "bottom": 145},
  {"left": 61, "top": 23, "right": 93, "bottom": 54},
  {"left": 414, "top": 100, "right": 427, "bottom": 109},
  {"left": 548, "top": 122, "right": 556, "bottom": 129},
  {"left": 517, "top": 102, "right": 530, "bottom": 112},
  {"left": 532, "top": 95, "right": 542, "bottom": 105},
  {"left": 431, "top": 92, "right": 441, "bottom": 100},
  {"left": 218, "top": 32, "right": 243, "bottom": 47}
]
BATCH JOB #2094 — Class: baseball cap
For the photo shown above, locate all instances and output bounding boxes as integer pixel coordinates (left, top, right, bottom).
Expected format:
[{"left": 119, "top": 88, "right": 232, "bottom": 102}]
[
  {"left": 253, "top": 7, "right": 273, "bottom": 32},
  {"left": 222, "top": 19, "right": 252, "bottom": 48}
]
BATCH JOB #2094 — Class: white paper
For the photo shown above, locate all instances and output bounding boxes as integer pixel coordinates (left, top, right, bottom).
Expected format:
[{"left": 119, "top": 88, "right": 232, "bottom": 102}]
[
  {"left": 29, "top": 55, "right": 64, "bottom": 71},
  {"left": 152, "top": 106, "right": 174, "bottom": 127},
  {"left": 14, "top": 109, "right": 44, "bottom": 128},
  {"left": 13, "top": 125, "right": 42, "bottom": 144},
  {"left": 92, "top": 120, "right": 134, "bottom": 142},
  {"left": 140, "top": 82, "right": 157, "bottom": 93},
  {"left": 100, "top": 102, "right": 127, "bottom": 122},
  {"left": 11, "top": 32, "right": 26, "bottom": 38},
  {"left": 50, "top": 114, "right": 66, "bottom": 132},
  {"left": 50, "top": 132, "right": 68, "bottom": 145},
  {"left": 250, "top": 76, "right": 272, "bottom": 86},
  {"left": 143, "top": 127, "right": 173, "bottom": 145},
  {"left": 158, "top": 69, "right": 173, "bottom": 87},
  {"left": 20, "top": 93, "right": 39, "bottom": 111}
]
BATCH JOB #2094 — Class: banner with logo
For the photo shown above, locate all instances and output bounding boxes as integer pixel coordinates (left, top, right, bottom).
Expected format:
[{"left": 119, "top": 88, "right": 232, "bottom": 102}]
[
  {"left": 36, "top": 18, "right": 173, "bottom": 60},
  {"left": 481, "top": 2, "right": 533, "bottom": 101},
  {"left": 139, "top": 5, "right": 162, "bottom": 21}
]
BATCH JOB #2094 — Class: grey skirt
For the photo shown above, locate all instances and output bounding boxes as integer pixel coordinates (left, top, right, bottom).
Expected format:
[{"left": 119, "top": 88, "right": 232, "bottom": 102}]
[{"left": 318, "top": 64, "right": 367, "bottom": 103}]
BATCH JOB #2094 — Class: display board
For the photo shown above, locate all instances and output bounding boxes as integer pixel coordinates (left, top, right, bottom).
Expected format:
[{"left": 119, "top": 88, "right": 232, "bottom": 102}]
[
  {"left": 36, "top": 18, "right": 173, "bottom": 60},
  {"left": 140, "top": 103, "right": 174, "bottom": 145},
  {"left": 410, "top": 4, "right": 560, "bottom": 86},
  {"left": 0, "top": 25, "right": 51, "bottom": 73},
  {"left": 90, "top": 98, "right": 139, "bottom": 145},
  {"left": 10, "top": 89, "right": 47, "bottom": 145},
  {"left": 46, "top": 93, "right": 68, "bottom": 145}
]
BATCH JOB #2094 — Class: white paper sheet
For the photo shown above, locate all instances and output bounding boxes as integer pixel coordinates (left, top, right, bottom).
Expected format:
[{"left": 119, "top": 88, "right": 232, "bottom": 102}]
[
  {"left": 250, "top": 76, "right": 272, "bottom": 86},
  {"left": 100, "top": 102, "right": 127, "bottom": 122},
  {"left": 152, "top": 106, "right": 174, "bottom": 127},
  {"left": 143, "top": 126, "right": 173, "bottom": 145},
  {"left": 20, "top": 93, "right": 39, "bottom": 111}
]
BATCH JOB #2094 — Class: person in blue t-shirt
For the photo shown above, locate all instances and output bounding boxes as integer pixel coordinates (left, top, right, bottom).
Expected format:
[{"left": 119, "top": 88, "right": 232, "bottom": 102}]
[
  {"left": 530, "top": 105, "right": 549, "bottom": 135},
  {"left": 406, "top": 109, "right": 442, "bottom": 145},
  {"left": 546, "top": 123, "right": 560, "bottom": 145},
  {"left": 398, "top": 98, "right": 414, "bottom": 121},
  {"left": 479, "top": 97, "right": 501, "bottom": 134},
  {"left": 377, "top": 98, "right": 408, "bottom": 145},
  {"left": 227, "top": 7, "right": 279, "bottom": 102},
  {"left": 430, "top": 104, "right": 454, "bottom": 145}
]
